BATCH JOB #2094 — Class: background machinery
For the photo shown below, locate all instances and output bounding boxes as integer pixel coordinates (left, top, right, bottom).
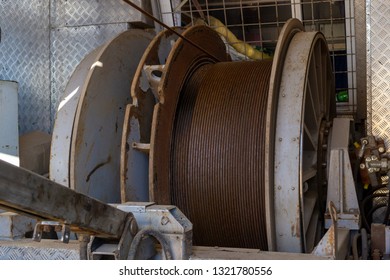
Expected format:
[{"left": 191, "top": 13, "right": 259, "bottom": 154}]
[{"left": 0, "top": 0, "right": 389, "bottom": 260}]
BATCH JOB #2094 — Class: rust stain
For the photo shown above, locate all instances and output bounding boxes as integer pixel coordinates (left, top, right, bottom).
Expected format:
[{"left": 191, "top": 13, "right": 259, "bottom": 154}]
[
  {"left": 291, "top": 206, "right": 301, "bottom": 238},
  {"left": 325, "top": 227, "right": 335, "bottom": 255}
]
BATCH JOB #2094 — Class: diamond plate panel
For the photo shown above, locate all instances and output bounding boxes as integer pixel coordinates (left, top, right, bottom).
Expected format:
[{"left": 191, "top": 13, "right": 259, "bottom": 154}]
[
  {"left": 0, "top": 0, "right": 51, "bottom": 134},
  {"left": 367, "top": 0, "right": 390, "bottom": 150},
  {"left": 50, "top": 24, "right": 128, "bottom": 120},
  {"left": 0, "top": 240, "right": 79, "bottom": 260},
  {"left": 51, "top": 0, "right": 153, "bottom": 28}
]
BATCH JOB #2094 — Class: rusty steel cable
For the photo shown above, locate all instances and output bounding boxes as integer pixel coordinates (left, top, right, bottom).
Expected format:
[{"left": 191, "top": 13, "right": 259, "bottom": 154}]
[{"left": 170, "top": 61, "right": 273, "bottom": 249}]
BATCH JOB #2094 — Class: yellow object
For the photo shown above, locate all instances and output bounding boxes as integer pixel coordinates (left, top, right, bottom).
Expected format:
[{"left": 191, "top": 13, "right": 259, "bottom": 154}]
[
  {"left": 364, "top": 183, "right": 369, "bottom": 190},
  {"left": 353, "top": 141, "right": 361, "bottom": 149},
  {"left": 197, "top": 16, "right": 272, "bottom": 60}
]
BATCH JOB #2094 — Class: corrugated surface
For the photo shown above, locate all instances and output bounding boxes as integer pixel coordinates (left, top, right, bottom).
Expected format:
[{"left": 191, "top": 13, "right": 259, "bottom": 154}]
[
  {"left": 0, "top": 0, "right": 51, "bottom": 134},
  {"left": 0, "top": 240, "right": 79, "bottom": 260},
  {"left": 51, "top": 0, "right": 152, "bottom": 28},
  {"left": 0, "top": 0, "right": 151, "bottom": 134},
  {"left": 367, "top": 0, "right": 390, "bottom": 149}
]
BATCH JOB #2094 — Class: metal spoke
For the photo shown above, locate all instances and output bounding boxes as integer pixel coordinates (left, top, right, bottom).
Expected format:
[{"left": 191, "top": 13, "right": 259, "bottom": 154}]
[
  {"left": 303, "top": 124, "right": 317, "bottom": 151},
  {"left": 305, "top": 82, "right": 319, "bottom": 134},
  {"left": 302, "top": 167, "right": 317, "bottom": 183},
  {"left": 303, "top": 188, "right": 318, "bottom": 232}
]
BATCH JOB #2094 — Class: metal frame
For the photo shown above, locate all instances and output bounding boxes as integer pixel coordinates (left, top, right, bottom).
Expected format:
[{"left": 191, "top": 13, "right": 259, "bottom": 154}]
[
  {"left": 116, "top": 203, "right": 193, "bottom": 260},
  {"left": 325, "top": 118, "right": 360, "bottom": 230}
]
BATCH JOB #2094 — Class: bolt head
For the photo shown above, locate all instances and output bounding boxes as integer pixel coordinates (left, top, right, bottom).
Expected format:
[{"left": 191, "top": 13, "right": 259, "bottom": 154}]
[{"left": 360, "top": 163, "right": 366, "bottom": 169}]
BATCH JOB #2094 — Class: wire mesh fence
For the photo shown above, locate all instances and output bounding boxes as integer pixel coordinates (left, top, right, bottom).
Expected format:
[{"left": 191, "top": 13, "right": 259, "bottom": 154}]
[{"left": 155, "top": 0, "right": 357, "bottom": 115}]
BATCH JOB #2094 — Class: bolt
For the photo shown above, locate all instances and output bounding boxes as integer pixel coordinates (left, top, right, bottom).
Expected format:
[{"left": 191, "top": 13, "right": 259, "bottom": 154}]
[
  {"left": 322, "top": 162, "right": 327, "bottom": 168},
  {"left": 372, "top": 155, "right": 378, "bottom": 161},
  {"left": 362, "top": 139, "right": 368, "bottom": 145},
  {"left": 360, "top": 163, "right": 366, "bottom": 169},
  {"left": 322, "top": 144, "right": 328, "bottom": 150},
  {"left": 277, "top": 186, "right": 282, "bottom": 190},
  {"left": 282, "top": 94, "right": 286, "bottom": 97},
  {"left": 279, "top": 138, "right": 282, "bottom": 142},
  {"left": 368, "top": 168, "right": 374, "bottom": 173},
  {"left": 291, "top": 187, "right": 296, "bottom": 191},
  {"left": 379, "top": 147, "right": 385, "bottom": 153},
  {"left": 365, "top": 157, "right": 372, "bottom": 162},
  {"left": 324, "top": 129, "right": 329, "bottom": 136}
]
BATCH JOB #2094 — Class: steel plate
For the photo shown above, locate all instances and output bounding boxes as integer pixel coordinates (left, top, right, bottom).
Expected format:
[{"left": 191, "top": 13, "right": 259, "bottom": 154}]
[
  {"left": 50, "top": 46, "right": 103, "bottom": 187},
  {"left": 120, "top": 28, "right": 184, "bottom": 203},
  {"left": 70, "top": 29, "right": 153, "bottom": 203},
  {"left": 51, "top": 29, "right": 153, "bottom": 202}
]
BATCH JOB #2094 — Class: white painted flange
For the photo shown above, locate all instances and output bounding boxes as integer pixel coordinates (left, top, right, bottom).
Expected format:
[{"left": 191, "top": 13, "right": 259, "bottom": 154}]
[{"left": 50, "top": 29, "right": 153, "bottom": 203}]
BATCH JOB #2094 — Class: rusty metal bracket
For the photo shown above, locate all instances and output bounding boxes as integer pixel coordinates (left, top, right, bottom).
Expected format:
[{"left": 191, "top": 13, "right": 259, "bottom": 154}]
[
  {"left": 33, "top": 221, "right": 71, "bottom": 243},
  {"left": 313, "top": 201, "right": 350, "bottom": 259},
  {"left": 116, "top": 202, "right": 193, "bottom": 260}
]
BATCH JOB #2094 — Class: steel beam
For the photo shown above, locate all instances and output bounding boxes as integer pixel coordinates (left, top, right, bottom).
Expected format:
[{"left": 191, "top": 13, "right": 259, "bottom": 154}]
[{"left": 0, "top": 159, "right": 129, "bottom": 239}]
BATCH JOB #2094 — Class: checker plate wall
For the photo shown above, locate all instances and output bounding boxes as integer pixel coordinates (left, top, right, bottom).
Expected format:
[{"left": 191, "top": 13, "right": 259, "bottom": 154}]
[
  {"left": 367, "top": 0, "right": 390, "bottom": 148},
  {"left": 0, "top": 0, "right": 51, "bottom": 134},
  {"left": 0, "top": 0, "right": 151, "bottom": 134},
  {"left": 0, "top": 240, "right": 79, "bottom": 260}
]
